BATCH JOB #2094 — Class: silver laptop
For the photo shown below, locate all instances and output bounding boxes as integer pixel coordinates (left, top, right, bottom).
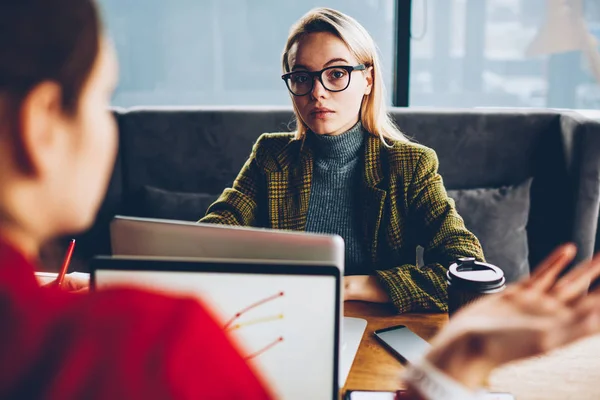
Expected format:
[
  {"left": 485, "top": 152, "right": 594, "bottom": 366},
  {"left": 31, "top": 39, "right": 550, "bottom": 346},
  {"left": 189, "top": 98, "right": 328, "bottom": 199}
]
[
  {"left": 110, "top": 215, "right": 366, "bottom": 386},
  {"left": 110, "top": 216, "right": 345, "bottom": 269},
  {"left": 92, "top": 256, "right": 341, "bottom": 400}
]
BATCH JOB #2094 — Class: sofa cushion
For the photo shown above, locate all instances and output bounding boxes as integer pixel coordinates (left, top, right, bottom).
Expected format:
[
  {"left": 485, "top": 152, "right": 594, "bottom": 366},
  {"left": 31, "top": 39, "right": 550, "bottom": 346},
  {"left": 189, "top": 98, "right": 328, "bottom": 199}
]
[
  {"left": 391, "top": 109, "right": 574, "bottom": 269},
  {"left": 447, "top": 178, "right": 533, "bottom": 283},
  {"left": 138, "top": 185, "right": 220, "bottom": 221}
]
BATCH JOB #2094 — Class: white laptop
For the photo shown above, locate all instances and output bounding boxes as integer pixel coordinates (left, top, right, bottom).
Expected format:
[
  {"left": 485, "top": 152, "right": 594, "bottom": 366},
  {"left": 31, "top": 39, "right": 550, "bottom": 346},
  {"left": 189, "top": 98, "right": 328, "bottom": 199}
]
[
  {"left": 91, "top": 256, "right": 341, "bottom": 400},
  {"left": 110, "top": 215, "right": 366, "bottom": 386}
]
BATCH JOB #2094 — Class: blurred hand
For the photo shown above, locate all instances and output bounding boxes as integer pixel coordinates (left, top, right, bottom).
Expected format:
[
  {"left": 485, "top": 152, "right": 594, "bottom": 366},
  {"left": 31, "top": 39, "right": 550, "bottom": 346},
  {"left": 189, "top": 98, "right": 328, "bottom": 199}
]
[
  {"left": 41, "top": 272, "right": 90, "bottom": 293},
  {"left": 425, "top": 244, "right": 600, "bottom": 389},
  {"left": 60, "top": 272, "right": 90, "bottom": 293},
  {"left": 344, "top": 275, "right": 390, "bottom": 303}
]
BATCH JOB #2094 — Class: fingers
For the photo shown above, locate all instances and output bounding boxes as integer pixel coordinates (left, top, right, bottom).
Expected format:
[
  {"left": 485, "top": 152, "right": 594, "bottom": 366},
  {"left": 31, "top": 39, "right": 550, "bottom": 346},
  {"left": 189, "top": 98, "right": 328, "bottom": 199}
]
[
  {"left": 552, "top": 252, "right": 600, "bottom": 303},
  {"left": 528, "top": 244, "right": 577, "bottom": 291}
]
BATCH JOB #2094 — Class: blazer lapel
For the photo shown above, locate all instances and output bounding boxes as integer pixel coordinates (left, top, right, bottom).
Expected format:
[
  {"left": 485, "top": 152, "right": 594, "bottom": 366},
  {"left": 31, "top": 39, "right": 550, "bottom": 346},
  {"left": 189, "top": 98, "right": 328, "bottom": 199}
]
[
  {"left": 362, "top": 135, "right": 387, "bottom": 264},
  {"left": 267, "top": 138, "right": 313, "bottom": 231}
]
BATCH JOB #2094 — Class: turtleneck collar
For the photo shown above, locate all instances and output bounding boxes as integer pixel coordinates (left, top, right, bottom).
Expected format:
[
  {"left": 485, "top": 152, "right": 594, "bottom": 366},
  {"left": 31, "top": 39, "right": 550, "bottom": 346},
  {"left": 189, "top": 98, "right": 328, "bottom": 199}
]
[{"left": 308, "top": 121, "right": 365, "bottom": 163}]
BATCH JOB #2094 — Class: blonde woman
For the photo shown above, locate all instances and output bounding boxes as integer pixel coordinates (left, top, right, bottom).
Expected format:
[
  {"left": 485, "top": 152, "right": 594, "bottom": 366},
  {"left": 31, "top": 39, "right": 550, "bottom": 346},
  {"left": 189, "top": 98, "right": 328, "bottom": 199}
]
[{"left": 201, "top": 8, "right": 484, "bottom": 313}]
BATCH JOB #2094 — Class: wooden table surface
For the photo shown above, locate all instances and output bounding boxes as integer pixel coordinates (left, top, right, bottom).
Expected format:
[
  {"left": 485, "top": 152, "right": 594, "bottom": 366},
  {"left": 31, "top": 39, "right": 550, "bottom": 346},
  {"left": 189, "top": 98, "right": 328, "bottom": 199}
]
[{"left": 343, "top": 301, "right": 600, "bottom": 399}]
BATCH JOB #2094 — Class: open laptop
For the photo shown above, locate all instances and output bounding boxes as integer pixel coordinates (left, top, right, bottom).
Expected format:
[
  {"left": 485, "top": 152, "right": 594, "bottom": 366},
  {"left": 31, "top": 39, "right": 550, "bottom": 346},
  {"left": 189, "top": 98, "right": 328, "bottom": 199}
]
[
  {"left": 91, "top": 256, "right": 340, "bottom": 400},
  {"left": 110, "top": 215, "right": 367, "bottom": 385},
  {"left": 110, "top": 216, "right": 345, "bottom": 268}
]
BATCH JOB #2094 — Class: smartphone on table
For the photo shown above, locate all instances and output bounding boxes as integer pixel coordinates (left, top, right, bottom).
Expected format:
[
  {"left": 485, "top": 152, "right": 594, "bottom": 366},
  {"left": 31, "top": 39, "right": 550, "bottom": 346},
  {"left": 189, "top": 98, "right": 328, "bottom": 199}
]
[
  {"left": 357, "top": 324, "right": 514, "bottom": 399},
  {"left": 373, "top": 324, "right": 431, "bottom": 364}
]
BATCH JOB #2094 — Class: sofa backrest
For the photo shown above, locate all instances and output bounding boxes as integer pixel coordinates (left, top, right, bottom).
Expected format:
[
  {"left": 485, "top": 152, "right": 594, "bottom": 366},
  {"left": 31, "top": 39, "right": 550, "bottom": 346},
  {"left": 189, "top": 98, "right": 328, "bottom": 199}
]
[
  {"left": 118, "top": 107, "right": 295, "bottom": 200},
  {"left": 75, "top": 107, "right": 600, "bottom": 276},
  {"left": 391, "top": 109, "right": 600, "bottom": 269}
]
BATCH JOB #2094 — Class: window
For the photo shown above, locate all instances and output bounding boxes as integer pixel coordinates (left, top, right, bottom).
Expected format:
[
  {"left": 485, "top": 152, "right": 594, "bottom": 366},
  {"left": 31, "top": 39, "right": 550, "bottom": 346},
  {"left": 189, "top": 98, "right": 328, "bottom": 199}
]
[
  {"left": 409, "top": 0, "right": 600, "bottom": 109},
  {"left": 99, "top": 0, "right": 395, "bottom": 107}
]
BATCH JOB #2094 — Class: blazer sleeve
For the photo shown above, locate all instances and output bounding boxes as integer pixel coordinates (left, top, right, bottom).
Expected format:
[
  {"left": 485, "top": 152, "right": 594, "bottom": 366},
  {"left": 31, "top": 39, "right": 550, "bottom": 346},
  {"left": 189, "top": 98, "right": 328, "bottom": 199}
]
[
  {"left": 375, "top": 147, "right": 485, "bottom": 313},
  {"left": 199, "top": 136, "right": 266, "bottom": 226}
]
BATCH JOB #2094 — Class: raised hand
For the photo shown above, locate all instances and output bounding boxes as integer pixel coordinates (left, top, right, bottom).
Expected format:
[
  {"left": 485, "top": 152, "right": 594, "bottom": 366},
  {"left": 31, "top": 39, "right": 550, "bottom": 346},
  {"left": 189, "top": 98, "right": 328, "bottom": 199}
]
[{"left": 425, "top": 244, "right": 600, "bottom": 389}]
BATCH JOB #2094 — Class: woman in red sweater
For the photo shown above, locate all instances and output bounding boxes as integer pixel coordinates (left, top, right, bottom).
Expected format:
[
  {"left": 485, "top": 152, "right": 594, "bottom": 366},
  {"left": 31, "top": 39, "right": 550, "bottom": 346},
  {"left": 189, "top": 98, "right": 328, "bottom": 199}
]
[{"left": 0, "top": 0, "right": 271, "bottom": 399}]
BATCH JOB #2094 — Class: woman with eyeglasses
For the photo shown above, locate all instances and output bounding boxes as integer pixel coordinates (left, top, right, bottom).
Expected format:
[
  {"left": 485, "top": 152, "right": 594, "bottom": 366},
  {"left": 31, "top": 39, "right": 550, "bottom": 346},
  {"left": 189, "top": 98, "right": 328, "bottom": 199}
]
[{"left": 200, "top": 8, "right": 484, "bottom": 314}]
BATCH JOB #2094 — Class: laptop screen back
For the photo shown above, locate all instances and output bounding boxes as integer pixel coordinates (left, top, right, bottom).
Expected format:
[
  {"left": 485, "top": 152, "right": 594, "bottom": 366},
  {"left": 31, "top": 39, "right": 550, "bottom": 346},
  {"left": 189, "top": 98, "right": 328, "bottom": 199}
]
[
  {"left": 110, "top": 216, "right": 345, "bottom": 275},
  {"left": 92, "top": 258, "right": 340, "bottom": 400}
]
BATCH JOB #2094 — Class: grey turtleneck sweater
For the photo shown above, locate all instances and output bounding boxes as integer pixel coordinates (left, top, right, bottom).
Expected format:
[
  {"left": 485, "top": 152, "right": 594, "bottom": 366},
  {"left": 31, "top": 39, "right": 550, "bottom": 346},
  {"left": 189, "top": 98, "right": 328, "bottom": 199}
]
[{"left": 305, "top": 122, "right": 369, "bottom": 275}]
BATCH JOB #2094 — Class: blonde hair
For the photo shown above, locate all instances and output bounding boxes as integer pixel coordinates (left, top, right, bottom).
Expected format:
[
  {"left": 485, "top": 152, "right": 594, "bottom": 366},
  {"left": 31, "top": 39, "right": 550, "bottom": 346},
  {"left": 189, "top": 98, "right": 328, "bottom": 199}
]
[{"left": 282, "top": 7, "right": 407, "bottom": 145}]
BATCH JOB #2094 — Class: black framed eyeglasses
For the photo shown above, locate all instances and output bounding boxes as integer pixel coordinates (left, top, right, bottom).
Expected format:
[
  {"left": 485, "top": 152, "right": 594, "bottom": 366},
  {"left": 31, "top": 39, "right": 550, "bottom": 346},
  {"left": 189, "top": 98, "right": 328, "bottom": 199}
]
[{"left": 281, "top": 64, "right": 366, "bottom": 96}]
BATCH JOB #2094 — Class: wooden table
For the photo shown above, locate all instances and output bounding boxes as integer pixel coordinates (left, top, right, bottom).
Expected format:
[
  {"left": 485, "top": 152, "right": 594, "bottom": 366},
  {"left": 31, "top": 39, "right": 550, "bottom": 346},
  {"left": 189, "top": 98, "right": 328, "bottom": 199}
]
[{"left": 343, "top": 301, "right": 600, "bottom": 399}]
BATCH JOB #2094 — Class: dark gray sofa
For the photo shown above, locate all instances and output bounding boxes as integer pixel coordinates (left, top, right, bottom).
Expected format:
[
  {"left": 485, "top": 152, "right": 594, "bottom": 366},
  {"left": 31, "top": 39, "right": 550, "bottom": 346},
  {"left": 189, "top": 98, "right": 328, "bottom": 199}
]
[{"left": 70, "top": 107, "right": 600, "bottom": 281}]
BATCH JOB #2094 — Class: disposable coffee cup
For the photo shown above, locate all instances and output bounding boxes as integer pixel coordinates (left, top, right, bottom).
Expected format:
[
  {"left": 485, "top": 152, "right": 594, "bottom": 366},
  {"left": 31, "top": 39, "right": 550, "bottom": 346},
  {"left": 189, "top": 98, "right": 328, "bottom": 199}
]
[{"left": 447, "top": 257, "right": 505, "bottom": 316}]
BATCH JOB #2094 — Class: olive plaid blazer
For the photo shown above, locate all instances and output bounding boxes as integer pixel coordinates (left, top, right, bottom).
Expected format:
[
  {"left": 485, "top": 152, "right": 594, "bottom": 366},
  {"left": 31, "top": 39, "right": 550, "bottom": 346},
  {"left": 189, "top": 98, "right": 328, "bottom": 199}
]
[{"left": 200, "top": 132, "right": 484, "bottom": 313}]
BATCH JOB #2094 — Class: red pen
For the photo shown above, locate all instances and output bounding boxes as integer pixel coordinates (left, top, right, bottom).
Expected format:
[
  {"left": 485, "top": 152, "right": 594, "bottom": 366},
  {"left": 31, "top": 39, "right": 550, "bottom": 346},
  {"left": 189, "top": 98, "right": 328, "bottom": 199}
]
[{"left": 55, "top": 239, "right": 76, "bottom": 288}]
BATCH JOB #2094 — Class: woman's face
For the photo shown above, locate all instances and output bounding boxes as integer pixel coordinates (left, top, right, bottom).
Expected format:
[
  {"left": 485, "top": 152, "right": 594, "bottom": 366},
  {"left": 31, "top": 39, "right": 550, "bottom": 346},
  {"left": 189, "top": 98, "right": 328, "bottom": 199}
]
[
  {"left": 286, "top": 31, "right": 372, "bottom": 136},
  {"left": 49, "top": 38, "right": 119, "bottom": 234}
]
